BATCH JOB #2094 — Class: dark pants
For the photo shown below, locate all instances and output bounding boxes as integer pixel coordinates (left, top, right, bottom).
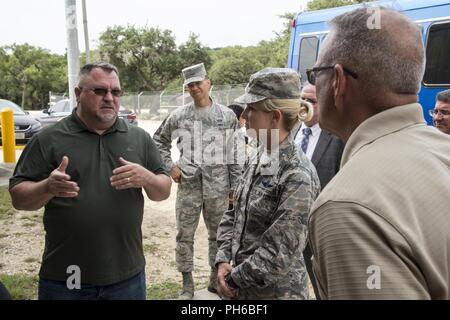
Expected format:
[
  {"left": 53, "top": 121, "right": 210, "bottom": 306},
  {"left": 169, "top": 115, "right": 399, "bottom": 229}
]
[
  {"left": 303, "top": 242, "right": 321, "bottom": 300},
  {"left": 0, "top": 281, "right": 12, "bottom": 300},
  {"left": 38, "top": 270, "right": 146, "bottom": 300}
]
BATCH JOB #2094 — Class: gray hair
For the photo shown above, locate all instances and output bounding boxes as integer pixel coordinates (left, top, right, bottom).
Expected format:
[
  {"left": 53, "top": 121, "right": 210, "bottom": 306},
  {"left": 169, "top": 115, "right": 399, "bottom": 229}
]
[
  {"left": 323, "top": 7, "right": 425, "bottom": 95},
  {"left": 78, "top": 62, "right": 119, "bottom": 85},
  {"left": 436, "top": 89, "right": 450, "bottom": 103}
]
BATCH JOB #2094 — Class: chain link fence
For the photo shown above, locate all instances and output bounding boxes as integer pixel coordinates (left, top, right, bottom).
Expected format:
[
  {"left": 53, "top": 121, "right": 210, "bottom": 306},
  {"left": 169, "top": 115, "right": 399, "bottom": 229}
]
[
  {"left": 121, "top": 84, "right": 247, "bottom": 120},
  {"left": 49, "top": 84, "right": 246, "bottom": 119}
]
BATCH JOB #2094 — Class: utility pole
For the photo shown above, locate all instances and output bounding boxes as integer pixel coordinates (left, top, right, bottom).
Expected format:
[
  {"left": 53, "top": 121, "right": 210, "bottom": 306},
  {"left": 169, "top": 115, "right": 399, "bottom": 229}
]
[
  {"left": 65, "top": 0, "right": 80, "bottom": 109},
  {"left": 82, "top": 0, "right": 90, "bottom": 64}
]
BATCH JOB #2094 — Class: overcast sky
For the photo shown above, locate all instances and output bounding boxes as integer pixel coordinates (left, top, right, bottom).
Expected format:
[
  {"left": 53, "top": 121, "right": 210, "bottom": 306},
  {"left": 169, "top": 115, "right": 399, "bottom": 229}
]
[{"left": 0, "top": 0, "right": 309, "bottom": 55}]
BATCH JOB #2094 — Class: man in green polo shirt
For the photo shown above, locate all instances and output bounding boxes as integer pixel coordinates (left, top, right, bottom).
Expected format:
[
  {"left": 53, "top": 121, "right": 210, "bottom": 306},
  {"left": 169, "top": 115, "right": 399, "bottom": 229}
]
[{"left": 9, "top": 62, "right": 171, "bottom": 300}]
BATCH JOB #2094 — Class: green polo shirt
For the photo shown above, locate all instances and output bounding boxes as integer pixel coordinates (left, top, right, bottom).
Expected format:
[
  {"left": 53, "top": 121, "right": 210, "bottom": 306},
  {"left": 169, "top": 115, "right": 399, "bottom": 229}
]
[{"left": 10, "top": 109, "right": 169, "bottom": 286}]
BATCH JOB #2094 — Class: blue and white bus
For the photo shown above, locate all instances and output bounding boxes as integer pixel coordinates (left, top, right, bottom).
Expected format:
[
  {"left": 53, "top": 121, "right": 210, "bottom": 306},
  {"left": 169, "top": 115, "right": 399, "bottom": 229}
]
[{"left": 288, "top": 0, "right": 450, "bottom": 124}]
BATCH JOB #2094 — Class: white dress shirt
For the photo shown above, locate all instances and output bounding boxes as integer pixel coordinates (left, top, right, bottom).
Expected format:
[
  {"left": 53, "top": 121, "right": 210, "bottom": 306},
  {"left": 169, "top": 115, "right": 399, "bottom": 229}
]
[{"left": 294, "top": 123, "right": 321, "bottom": 160}]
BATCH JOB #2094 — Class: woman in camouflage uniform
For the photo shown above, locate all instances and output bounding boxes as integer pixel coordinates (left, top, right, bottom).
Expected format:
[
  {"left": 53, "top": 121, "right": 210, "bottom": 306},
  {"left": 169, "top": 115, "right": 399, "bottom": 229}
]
[{"left": 215, "top": 68, "right": 321, "bottom": 300}]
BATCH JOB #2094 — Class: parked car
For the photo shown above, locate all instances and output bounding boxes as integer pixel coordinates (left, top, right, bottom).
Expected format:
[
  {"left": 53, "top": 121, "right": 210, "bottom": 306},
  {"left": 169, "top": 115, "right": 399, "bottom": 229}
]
[
  {"left": 36, "top": 99, "right": 138, "bottom": 127},
  {"left": 0, "top": 99, "right": 42, "bottom": 145},
  {"left": 118, "top": 105, "right": 138, "bottom": 126},
  {"left": 37, "top": 99, "right": 72, "bottom": 127}
]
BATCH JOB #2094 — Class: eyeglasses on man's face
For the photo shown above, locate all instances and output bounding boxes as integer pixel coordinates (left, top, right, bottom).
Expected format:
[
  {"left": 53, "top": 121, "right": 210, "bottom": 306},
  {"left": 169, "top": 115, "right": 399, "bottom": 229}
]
[
  {"left": 79, "top": 87, "right": 123, "bottom": 97},
  {"left": 306, "top": 65, "right": 358, "bottom": 85},
  {"left": 429, "top": 108, "right": 450, "bottom": 117}
]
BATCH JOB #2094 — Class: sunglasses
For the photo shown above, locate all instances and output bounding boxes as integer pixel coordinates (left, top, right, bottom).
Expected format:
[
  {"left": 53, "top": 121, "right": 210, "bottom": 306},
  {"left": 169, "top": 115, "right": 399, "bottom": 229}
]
[{"left": 79, "top": 87, "right": 123, "bottom": 97}]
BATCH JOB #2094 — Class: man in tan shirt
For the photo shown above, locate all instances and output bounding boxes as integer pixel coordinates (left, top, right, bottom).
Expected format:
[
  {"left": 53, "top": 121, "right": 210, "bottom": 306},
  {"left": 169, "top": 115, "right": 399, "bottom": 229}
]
[{"left": 307, "top": 8, "right": 450, "bottom": 299}]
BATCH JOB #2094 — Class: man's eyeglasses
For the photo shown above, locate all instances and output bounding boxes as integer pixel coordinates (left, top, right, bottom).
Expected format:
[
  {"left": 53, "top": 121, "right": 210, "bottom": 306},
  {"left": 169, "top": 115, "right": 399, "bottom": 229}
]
[
  {"left": 306, "top": 66, "right": 358, "bottom": 85},
  {"left": 79, "top": 87, "right": 123, "bottom": 97},
  {"left": 429, "top": 109, "right": 450, "bottom": 117}
]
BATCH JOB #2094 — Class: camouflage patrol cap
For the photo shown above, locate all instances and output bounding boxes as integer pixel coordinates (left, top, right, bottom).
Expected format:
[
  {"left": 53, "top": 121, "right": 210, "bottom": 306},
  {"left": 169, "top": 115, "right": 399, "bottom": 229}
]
[
  {"left": 182, "top": 63, "right": 208, "bottom": 86},
  {"left": 235, "top": 68, "right": 302, "bottom": 104}
]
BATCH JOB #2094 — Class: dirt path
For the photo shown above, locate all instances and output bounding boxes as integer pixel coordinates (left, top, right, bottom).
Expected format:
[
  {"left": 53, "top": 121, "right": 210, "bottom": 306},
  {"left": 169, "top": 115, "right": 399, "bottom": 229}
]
[
  {"left": 143, "top": 183, "right": 210, "bottom": 287},
  {"left": 0, "top": 186, "right": 210, "bottom": 290}
]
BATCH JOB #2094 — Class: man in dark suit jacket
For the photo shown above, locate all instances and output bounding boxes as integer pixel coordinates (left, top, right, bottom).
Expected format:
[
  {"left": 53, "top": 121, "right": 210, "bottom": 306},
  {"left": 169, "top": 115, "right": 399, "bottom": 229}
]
[{"left": 294, "top": 84, "right": 345, "bottom": 299}]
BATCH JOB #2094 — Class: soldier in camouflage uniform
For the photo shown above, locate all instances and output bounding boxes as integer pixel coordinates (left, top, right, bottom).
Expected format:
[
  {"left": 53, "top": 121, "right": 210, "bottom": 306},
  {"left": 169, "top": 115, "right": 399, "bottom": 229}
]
[
  {"left": 215, "top": 68, "right": 321, "bottom": 300},
  {"left": 153, "top": 63, "right": 242, "bottom": 299}
]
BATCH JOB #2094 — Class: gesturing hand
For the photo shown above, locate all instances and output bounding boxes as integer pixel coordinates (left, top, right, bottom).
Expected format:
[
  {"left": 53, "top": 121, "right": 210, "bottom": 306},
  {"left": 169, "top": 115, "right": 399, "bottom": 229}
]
[
  {"left": 46, "top": 156, "right": 79, "bottom": 198},
  {"left": 110, "top": 157, "right": 153, "bottom": 190}
]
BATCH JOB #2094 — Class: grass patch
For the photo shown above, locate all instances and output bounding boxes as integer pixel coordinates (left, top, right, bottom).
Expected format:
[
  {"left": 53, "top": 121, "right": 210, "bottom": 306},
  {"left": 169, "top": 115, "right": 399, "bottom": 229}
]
[
  {"left": 0, "top": 276, "right": 201, "bottom": 300},
  {"left": 0, "top": 274, "right": 38, "bottom": 300},
  {"left": 147, "top": 281, "right": 180, "bottom": 300},
  {"left": 0, "top": 189, "right": 14, "bottom": 219}
]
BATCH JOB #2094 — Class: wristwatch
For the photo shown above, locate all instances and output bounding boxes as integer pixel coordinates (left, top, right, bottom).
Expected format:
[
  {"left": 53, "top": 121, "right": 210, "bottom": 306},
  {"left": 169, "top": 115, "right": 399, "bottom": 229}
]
[{"left": 225, "top": 272, "right": 239, "bottom": 289}]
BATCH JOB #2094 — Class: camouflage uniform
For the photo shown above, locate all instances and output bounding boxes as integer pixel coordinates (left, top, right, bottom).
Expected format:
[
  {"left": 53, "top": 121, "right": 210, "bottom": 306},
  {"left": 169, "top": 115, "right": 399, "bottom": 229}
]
[
  {"left": 153, "top": 101, "right": 242, "bottom": 272},
  {"left": 215, "top": 67, "right": 321, "bottom": 299},
  {"left": 215, "top": 138, "right": 320, "bottom": 299}
]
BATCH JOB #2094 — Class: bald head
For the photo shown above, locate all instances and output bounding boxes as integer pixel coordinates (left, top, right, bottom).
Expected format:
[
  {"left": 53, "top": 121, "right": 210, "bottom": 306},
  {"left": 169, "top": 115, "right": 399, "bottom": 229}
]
[{"left": 319, "top": 7, "right": 424, "bottom": 97}]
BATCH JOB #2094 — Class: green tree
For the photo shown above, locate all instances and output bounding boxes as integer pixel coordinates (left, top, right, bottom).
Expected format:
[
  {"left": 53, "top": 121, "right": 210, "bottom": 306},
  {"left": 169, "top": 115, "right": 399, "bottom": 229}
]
[
  {"left": 307, "top": 0, "right": 374, "bottom": 11},
  {"left": 179, "top": 33, "right": 212, "bottom": 70},
  {"left": 260, "top": 12, "right": 296, "bottom": 68},
  {"left": 207, "top": 12, "right": 295, "bottom": 85},
  {"left": 0, "top": 44, "right": 67, "bottom": 109},
  {"left": 164, "top": 33, "right": 212, "bottom": 91},
  {"left": 209, "top": 51, "right": 264, "bottom": 85},
  {"left": 98, "top": 25, "right": 180, "bottom": 91}
]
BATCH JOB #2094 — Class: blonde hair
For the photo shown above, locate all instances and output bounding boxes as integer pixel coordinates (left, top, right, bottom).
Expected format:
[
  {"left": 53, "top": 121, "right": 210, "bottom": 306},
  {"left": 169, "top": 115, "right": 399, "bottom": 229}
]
[{"left": 257, "top": 98, "right": 314, "bottom": 131}]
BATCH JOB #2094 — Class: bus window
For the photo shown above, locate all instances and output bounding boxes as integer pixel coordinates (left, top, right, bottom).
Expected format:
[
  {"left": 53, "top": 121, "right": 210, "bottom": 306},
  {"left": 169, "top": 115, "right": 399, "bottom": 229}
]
[
  {"left": 298, "top": 37, "right": 319, "bottom": 84},
  {"left": 423, "top": 22, "right": 450, "bottom": 86}
]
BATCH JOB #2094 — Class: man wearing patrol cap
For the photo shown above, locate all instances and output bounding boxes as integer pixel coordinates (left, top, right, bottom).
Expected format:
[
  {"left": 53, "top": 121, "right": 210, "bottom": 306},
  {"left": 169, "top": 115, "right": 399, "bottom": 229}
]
[
  {"left": 153, "top": 63, "right": 242, "bottom": 299},
  {"left": 182, "top": 62, "right": 208, "bottom": 86}
]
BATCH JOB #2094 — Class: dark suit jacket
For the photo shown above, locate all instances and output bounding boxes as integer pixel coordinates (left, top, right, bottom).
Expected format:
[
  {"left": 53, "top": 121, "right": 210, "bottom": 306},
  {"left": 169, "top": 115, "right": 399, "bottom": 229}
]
[
  {"left": 294, "top": 125, "right": 345, "bottom": 299},
  {"left": 293, "top": 126, "right": 345, "bottom": 189},
  {"left": 311, "top": 130, "right": 345, "bottom": 190}
]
